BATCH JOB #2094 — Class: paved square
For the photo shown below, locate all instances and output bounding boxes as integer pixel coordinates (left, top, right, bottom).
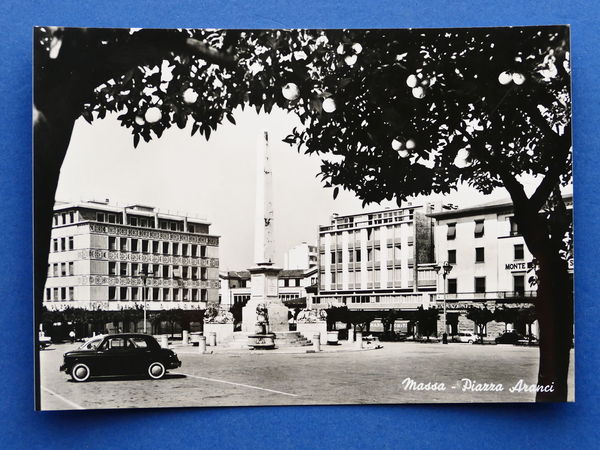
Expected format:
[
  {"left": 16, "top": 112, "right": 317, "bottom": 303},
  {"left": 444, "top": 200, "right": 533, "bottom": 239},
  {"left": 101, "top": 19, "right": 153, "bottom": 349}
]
[{"left": 39, "top": 342, "right": 575, "bottom": 410}]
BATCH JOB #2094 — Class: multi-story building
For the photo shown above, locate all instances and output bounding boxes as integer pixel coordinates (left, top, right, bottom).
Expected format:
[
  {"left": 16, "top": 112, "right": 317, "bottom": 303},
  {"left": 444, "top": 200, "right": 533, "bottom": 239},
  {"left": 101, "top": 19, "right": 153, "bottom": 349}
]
[
  {"left": 312, "top": 204, "right": 439, "bottom": 310},
  {"left": 44, "top": 200, "right": 220, "bottom": 311},
  {"left": 429, "top": 195, "right": 573, "bottom": 337},
  {"left": 283, "top": 242, "right": 318, "bottom": 270}
]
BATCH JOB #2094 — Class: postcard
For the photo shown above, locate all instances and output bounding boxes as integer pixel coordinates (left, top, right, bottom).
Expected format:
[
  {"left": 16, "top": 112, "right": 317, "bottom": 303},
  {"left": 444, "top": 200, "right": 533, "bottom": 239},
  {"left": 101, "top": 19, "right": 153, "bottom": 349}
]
[{"left": 34, "top": 26, "right": 573, "bottom": 410}]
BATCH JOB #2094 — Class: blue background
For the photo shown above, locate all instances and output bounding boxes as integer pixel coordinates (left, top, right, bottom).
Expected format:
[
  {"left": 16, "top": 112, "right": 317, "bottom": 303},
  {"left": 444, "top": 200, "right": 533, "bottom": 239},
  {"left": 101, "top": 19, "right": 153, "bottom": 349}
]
[{"left": 1, "top": 1, "right": 599, "bottom": 448}]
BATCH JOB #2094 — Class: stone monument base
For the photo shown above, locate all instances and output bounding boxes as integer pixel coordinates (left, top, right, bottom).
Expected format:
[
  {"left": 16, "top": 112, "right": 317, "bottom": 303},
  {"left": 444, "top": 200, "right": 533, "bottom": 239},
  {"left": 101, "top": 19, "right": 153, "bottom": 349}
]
[{"left": 241, "top": 299, "right": 289, "bottom": 333}]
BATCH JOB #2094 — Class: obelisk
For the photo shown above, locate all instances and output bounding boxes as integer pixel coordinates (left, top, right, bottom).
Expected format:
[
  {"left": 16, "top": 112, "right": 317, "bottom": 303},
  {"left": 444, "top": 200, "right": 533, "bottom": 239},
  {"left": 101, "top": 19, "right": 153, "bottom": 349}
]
[{"left": 241, "top": 131, "right": 288, "bottom": 333}]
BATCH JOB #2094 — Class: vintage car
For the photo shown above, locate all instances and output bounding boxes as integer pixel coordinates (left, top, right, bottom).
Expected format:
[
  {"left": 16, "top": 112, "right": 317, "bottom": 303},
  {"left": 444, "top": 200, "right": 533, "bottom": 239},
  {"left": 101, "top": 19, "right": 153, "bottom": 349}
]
[
  {"left": 60, "top": 333, "right": 181, "bottom": 382},
  {"left": 494, "top": 331, "right": 525, "bottom": 344},
  {"left": 451, "top": 332, "right": 476, "bottom": 343}
]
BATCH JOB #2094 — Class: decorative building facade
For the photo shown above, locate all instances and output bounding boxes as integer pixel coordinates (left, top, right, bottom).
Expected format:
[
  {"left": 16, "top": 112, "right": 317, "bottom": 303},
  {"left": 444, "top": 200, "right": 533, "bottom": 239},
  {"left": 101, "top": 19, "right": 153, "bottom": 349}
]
[
  {"left": 312, "top": 205, "right": 439, "bottom": 310},
  {"left": 44, "top": 200, "right": 220, "bottom": 311}
]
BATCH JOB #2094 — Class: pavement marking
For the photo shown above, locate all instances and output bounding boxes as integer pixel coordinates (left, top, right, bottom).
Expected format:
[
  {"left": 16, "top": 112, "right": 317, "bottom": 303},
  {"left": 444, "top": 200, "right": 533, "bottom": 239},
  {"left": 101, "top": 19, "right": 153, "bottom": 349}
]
[
  {"left": 41, "top": 386, "right": 85, "bottom": 410},
  {"left": 173, "top": 372, "right": 298, "bottom": 397}
]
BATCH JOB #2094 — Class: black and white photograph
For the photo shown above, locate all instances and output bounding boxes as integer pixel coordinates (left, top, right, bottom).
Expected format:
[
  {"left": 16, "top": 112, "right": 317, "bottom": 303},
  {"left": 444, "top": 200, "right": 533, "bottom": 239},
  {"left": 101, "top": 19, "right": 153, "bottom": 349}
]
[{"left": 33, "top": 26, "right": 574, "bottom": 410}]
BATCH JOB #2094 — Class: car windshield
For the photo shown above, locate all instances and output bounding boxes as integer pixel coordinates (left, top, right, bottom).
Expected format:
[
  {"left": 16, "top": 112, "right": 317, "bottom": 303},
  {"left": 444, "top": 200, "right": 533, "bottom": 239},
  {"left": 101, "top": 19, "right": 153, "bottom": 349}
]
[{"left": 79, "top": 337, "right": 104, "bottom": 350}]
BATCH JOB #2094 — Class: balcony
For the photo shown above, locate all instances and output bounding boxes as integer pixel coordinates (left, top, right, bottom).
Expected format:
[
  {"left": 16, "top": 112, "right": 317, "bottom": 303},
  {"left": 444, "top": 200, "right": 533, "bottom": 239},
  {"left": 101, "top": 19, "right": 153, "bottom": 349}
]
[{"left": 434, "top": 290, "right": 537, "bottom": 302}]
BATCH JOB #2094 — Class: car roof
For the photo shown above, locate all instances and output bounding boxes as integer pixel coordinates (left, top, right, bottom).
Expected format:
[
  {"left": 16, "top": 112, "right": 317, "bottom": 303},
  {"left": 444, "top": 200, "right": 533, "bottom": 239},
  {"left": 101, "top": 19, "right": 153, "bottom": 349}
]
[{"left": 103, "top": 333, "right": 156, "bottom": 339}]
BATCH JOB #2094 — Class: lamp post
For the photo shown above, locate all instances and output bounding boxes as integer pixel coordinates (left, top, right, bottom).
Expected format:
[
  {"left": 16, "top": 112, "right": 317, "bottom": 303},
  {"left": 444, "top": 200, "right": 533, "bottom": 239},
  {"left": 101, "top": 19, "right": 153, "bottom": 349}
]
[
  {"left": 138, "top": 267, "right": 154, "bottom": 334},
  {"left": 434, "top": 261, "right": 453, "bottom": 342}
]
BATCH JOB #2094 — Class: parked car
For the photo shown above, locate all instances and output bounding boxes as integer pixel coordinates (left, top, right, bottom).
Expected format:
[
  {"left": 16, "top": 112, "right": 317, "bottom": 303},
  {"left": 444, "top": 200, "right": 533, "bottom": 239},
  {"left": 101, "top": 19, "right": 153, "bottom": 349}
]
[
  {"left": 495, "top": 331, "right": 525, "bottom": 344},
  {"left": 39, "top": 331, "right": 52, "bottom": 350},
  {"left": 452, "top": 332, "right": 475, "bottom": 343},
  {"left": 60, "top": 333, "right": 181, "bottom": 382}
]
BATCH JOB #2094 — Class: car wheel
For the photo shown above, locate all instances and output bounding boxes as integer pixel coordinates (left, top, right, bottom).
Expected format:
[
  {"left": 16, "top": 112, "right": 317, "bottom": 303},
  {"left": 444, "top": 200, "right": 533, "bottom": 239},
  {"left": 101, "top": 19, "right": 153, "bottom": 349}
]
[
  {"left": 148, "top": 362, "right": 166, "bottom": 380},
  {"left": 468, "top": 340, "right": 473, "bottom": 344},
  {"left": 71, "top": 363, "right": 91, "bottom": 382}
]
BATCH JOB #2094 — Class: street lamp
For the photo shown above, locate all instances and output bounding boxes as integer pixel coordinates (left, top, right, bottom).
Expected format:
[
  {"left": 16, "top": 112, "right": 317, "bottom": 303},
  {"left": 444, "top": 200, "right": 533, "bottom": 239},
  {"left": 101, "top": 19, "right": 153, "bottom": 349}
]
[
  {"left": 434, "top": 261, "right": 453, "bottom": 343},
  {"left": 138, "top": 267, "right": 154, "bottom": 334}
]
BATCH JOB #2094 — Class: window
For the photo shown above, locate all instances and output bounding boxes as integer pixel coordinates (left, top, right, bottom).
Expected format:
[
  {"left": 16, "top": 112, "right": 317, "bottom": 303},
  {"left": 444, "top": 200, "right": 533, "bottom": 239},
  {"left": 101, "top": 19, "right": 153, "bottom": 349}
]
[
  {"left": 474, "top": 220, "right": 484, "bottom": 238},
  {"left": 201, "top": 268, "right": 207, "bottom": 281},
  {"left": 152, "top": 241, "right": 159, "bottom": 253},
  {"left": 192, "top": 267, "right": 198, "bottom": 280},
  {"left": 97, "top": 213, "right": 105, "bottom": 222},
  {"left": 108, "top": 214, "right": 116, "bottom": 224},
  {"left": 61, "top": 263, "right": 66, "bottom": 276},
  {"left": 68, "top": 236, "right": 74, "bottom": 250},
  {"left": 513, "top": 274, "right": 525, "bottom": 296},
  {"left": 448, "top": 249, "right": 456, "bottom": 264},
  {"left": 61, "top": 287, "right": 66, "bottom": 300},
  {"left": 46, "top": 288, "right": 51, "bottom": 301},
  {"left": 120, "top": 238, "right": 127, "bottom": 251},
  {"left": 53, "top": 239, "right": 58, "bottom": 252},
  {"left": 152, "top": 288, "right": 160, "bottom": 301},
  {"left": 182, "top": 267, "right": 189, "bottom": 279},
  {"left": 163, "top": 288, "right": 170, "bottom": 301},
  {"left": 132, "top": 287, "right": 139, "bottom": 301},
  {"left": 163, "top": 242, "right": 169, "bottom": 254},
  {"left": 192, "top": 290, "right": 199, "bottom": 302},
  {"left": 131, "top": 337, "right": 148, "bottom": 348},
  {"left": 120, "top": 263, "right": 128, "bottom": 276},
  {"left": 69, "top": 211, "right": 74, "bottom": 223},
  {"left": 509, "top": 216, "right": 519, "bottom": 236},
  {"left": 475, "top": 247, "right": 485, "bottom": 263},
  {"left": 200, "top": 246, "right": 206, "bottom": 258},
  {"left": 474, "top": 277, "right": 486, "bottom": 293},
  {"left": 108, "top": 237, "right": 117, "bottom": 250},
  {"left": 131, "top": 239, "right": 138, "bottom": 252},
  {"left": 331, "top": 272, "right": 336, "bottom": 284},
  {"left": 53, "top": 264, "right": 58, "bottom": 277},
  {"left": 330, "top": 251, "right": 336, "bottom": 264},
  {"left": 447, "top": 278, "right": 457, "bottom": 294},
  {"left": 53, "top": 288, "right": 58, "bottom": 301},
  {"left": 514, "top": 244, "right": 524, "bottom": 261},
  {"left": 109, "top": 286, "right": 117, "bottom": 300},
  {"left": 109, "top": 262, "right": 117, "bottom": 276},
  {"left": 142, "top": 240, "right": 149, "bottom": 252},
  {"left": 355, "top": 249, "right": 361, "bottom": 263},
  {"left": 53, "top": 215, "right": 58, "bottom": 226},
  {"left": 182, "top": 244, "right": 188, "bottom": 256},
  {"left": 120, "top": 287, "right": 128, "bottom": 300},
  {"left": 68, "top": 262, "right": 74, "bottom": 276},
  {"left": 173, "top": 243, "right": 179, "bottom": 255},
  {"left": 60, "top": 237, "right": 66, "bottom": 251},
  {"left": 447, "top": 223, "right": 456, "bottom": 240},
  {"left": 163, "top": 266, "right": 169, "bottom": 278},
  {"left": 191, "top": 244, "right": 197, "bottom": 257}
]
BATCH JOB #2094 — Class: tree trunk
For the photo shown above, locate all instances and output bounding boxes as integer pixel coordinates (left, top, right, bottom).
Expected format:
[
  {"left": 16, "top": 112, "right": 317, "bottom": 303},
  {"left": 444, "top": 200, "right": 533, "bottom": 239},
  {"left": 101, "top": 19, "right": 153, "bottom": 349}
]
[{"left": 534, "top": 252, "right": 573, "bottom": 402}]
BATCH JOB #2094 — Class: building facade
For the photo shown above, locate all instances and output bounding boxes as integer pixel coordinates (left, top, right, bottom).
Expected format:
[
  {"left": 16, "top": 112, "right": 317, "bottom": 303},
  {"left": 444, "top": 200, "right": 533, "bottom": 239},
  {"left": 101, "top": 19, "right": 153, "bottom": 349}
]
[
  {"left": 283, "top": 242, "right": 318, "bottom": 270},
  {"left": 44, "top": 200, "right": 220, "bottom": 311},
  {"left": 429, "top": 195, "right": 573, "bottom": 337},
  {"left": 312, "top": 205, "right": 439, "bottom": 311}
]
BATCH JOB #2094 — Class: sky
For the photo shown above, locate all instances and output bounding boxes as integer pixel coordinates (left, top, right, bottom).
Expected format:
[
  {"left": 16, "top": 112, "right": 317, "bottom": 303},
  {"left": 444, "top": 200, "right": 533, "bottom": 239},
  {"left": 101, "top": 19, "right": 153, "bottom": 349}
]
[{"left": 55, "top": 106, "right": 570, "bottom": 270}]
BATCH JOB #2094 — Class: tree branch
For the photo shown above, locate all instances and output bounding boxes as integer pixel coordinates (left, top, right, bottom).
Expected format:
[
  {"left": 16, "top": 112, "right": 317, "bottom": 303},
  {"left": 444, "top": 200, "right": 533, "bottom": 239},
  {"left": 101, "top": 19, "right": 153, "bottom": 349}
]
[{"left": 529, "top": 123, "right": 572, "bottom": 211}]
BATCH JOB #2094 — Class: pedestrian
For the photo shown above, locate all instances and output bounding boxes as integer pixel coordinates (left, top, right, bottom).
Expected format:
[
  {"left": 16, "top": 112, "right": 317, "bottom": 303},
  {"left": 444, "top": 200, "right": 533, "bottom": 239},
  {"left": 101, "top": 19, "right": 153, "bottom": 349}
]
[{"left": 69, "top": 330, "right": 76, "bottom": 344}]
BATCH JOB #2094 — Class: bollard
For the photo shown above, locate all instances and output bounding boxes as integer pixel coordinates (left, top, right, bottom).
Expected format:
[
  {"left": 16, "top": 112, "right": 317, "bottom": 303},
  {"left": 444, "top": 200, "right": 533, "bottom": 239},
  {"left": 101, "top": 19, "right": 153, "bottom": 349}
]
[
  {"left": 182, "top": 330, "right": 189, "bottom": 346},
  {"left": 198, "top": 335, "right": 207, "bottom": 353},
  {"left": 313, "top": 333, "right": 321, "bottom": 352},
  {"left": 161, "top": 335, "right": 168, "bottom": 348},
  {"left": 208, "top": 331, "right": 217, "bottom": 347},
  {"left": 355, "top": 331, "right": 363, "bottom": 349},
  {"left": 347, "top": 328, "right": 354, "bottom": 343}
]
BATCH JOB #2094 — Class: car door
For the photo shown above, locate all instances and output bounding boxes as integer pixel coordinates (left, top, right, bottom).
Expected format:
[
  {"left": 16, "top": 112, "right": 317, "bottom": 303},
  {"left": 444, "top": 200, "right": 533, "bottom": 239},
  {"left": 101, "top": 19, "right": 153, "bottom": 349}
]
[
  {"left": 100, "top": 337, "right": 137, "bottom": 375},
  {"left": 128, "top": 336, "right": 154, "bottom": 374}
]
